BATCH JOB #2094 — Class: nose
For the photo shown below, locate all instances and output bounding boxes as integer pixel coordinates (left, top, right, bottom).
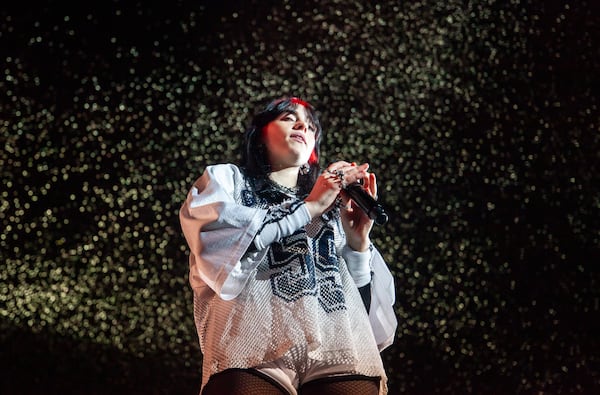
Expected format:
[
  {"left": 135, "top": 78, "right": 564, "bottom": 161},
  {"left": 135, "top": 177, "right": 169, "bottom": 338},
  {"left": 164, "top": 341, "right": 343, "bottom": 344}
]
[{"left": 293, "top": 120, "right": 308, "bottom": 133}]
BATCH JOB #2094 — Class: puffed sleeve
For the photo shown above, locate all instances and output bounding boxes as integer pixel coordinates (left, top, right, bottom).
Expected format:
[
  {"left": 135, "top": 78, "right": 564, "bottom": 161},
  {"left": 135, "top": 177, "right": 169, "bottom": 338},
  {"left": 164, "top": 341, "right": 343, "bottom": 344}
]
[{"left": 179, "top": 164, "right": 268, "bottom": 300}]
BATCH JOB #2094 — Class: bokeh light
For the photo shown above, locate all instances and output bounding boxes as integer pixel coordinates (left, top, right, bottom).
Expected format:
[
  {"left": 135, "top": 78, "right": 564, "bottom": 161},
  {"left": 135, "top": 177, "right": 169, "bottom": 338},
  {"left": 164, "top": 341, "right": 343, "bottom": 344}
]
[{"left": 1, "top": 1, "right": 598, "bottom": 394}]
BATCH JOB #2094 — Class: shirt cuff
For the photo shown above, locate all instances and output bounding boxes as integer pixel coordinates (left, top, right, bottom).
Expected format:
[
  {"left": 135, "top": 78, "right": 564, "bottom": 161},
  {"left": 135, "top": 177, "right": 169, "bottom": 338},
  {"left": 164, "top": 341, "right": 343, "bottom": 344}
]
[{"left": 342, "top": 244, "right": 372, "bottom": 287}]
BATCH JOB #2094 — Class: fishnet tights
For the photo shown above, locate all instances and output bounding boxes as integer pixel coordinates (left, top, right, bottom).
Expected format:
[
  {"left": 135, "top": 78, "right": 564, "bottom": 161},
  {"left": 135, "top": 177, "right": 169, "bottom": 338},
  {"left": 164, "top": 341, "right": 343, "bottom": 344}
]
[
  {"left": 202, "top": 369, "right": 379, "bottom": 395},
  {"left": 301, "top": 375, "right": 379, "bottom": 395},
  {"left": 202, "top": 369, "right": 287, "bottom": 395}
]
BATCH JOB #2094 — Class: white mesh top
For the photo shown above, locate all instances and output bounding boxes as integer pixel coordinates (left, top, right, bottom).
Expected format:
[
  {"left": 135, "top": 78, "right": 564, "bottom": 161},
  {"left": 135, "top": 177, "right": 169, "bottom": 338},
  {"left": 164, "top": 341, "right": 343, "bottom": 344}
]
[{"left": 179, "top": 164, "right": 397, "bottom": 394}]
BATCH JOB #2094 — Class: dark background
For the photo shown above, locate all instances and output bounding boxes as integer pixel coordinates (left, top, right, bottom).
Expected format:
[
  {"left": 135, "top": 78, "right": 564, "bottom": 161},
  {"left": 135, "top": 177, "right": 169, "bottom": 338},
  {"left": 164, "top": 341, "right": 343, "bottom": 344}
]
[{"left": 1, "top": 1, "right": 599, "bottom": 394}]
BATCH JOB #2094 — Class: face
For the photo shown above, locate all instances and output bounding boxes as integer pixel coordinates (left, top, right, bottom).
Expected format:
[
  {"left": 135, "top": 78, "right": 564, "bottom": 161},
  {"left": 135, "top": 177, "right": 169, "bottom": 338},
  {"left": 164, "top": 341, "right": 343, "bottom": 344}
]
[{"left": 262, "top": 105, "right": 317, "bottom": 170}]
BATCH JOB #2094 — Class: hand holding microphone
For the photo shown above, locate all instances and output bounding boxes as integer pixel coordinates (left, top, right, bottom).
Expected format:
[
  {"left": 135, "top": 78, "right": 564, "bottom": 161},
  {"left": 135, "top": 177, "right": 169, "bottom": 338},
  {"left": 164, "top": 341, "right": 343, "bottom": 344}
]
[
  {"left": 324, "top": 162, "right": 389, "bottom": 226},
  {"left": 343, "top": 181, "right": 389, "bottom": 225},
  {"left": 306, "top": 161, "right": 388, "bottom": 226}
]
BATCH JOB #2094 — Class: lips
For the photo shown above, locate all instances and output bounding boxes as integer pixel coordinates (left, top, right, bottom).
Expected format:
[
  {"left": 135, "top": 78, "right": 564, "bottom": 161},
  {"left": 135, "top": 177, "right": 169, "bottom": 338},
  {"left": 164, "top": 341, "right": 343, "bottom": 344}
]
[{"left": 290, "top": 133, "right": 306, "bottom": 144}]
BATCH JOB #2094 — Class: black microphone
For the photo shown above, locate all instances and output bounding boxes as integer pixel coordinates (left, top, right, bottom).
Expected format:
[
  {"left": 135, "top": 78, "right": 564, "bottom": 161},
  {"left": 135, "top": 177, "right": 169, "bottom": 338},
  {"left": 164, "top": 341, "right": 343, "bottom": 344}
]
[{"left": 343, "top": 182, "right": 389, "bottom": 225}]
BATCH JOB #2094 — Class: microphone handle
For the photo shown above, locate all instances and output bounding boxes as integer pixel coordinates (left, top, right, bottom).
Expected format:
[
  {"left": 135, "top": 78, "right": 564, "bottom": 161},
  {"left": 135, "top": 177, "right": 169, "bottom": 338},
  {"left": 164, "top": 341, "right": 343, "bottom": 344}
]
[{"left": 343, "top": 183, "right": 389, "bottom": 225}]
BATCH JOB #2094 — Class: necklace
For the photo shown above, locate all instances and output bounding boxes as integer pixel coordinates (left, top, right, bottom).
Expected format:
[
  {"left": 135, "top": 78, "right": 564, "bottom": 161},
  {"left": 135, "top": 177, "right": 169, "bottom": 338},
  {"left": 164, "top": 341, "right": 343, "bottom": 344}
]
[{"left": 267, "top": 177, "right": 299, "bottom": 196}]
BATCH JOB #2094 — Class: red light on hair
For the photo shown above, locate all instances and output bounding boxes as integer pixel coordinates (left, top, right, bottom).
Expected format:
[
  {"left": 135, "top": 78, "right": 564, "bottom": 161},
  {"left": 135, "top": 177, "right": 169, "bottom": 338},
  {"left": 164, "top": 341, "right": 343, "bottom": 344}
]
[{"left": 290, "top": 97, "right": 310, "bottom": 107}]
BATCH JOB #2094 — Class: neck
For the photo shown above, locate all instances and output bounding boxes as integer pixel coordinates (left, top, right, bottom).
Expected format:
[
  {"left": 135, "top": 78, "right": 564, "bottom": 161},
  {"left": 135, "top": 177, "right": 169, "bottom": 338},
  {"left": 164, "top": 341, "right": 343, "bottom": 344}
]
[{"left": 268, "top": 166, "right": 299, "bottom": 189}]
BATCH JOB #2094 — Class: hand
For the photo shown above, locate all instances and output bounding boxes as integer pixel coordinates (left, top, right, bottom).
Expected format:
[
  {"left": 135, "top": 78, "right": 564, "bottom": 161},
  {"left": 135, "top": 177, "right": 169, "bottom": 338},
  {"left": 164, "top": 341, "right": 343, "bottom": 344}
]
[
  {"left": 340, "top": 171, "right": 377, "bottom": 252},
  {"left": 304, "top": 161, "right": 369, "bottom": 219}
]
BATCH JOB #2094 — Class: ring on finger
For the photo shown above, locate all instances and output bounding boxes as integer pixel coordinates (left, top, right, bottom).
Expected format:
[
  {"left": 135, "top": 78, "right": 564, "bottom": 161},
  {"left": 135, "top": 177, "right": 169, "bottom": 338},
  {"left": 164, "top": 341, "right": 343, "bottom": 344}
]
[{"left": 327, "top": 169, "right": 345, "bottom": 181}]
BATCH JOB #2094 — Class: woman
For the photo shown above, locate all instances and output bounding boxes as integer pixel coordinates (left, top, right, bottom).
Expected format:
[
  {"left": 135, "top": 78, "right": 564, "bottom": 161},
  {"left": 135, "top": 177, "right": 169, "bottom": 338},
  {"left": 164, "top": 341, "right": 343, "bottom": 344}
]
[{"left": 179, "top": 97, "right": 397, "bottom": 395}]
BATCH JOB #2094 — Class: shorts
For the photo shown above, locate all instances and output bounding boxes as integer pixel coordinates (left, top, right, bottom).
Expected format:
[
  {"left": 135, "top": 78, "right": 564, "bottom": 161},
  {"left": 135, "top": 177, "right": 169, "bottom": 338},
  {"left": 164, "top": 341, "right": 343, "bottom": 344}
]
[{"left": 253, "top": 345, "right": 377, "bottom": 395}]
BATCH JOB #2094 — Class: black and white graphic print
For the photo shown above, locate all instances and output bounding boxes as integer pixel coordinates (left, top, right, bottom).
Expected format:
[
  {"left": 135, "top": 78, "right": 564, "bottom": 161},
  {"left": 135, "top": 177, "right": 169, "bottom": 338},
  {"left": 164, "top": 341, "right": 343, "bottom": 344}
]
[{"left": 268, "top": 227, "right": 346, "bottom": 313}]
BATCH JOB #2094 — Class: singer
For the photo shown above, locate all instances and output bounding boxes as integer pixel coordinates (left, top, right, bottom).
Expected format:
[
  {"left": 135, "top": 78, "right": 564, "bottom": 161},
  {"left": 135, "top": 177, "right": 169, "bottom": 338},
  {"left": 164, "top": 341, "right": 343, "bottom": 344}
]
[{"left": 179, "top": 97, "right": 397, "bottom": 395}]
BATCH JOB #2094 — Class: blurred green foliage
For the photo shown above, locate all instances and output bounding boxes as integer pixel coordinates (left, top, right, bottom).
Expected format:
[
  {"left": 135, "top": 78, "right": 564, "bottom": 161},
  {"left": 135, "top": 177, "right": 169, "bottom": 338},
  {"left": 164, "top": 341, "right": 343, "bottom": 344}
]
[{"left": 1, "top": 0, "right": 598, "bottom": 394}]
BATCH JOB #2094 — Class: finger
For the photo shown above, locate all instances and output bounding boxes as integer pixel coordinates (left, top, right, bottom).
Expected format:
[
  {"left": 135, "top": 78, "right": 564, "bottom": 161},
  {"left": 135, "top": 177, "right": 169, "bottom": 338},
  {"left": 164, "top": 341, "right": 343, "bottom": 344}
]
[
  {"left": 363, "top": 171, "right": 370, "bottom": 191},
  {"left": 322, "top": 170, "right": 344, "bottom": 192},
  {"left": 369, "top": 173, "right": 378, "bottom": 199},
  {"left": 326, "top": 161, "right": 352, "bottom": 172},
  {"left": 325, "top": 162, "right": 349, "bottom": 186},
  {"left": 347, "top": 162, "right": 367, "bottom": 175},
  {"left": 358, "top": 172, "right": 377, "bottom": 198},
  {"left": 339, "top": 163, "right": 369, "bottom": 186},
  {"left": 326, "top": 162, "right": 371, "bottom": 190}
]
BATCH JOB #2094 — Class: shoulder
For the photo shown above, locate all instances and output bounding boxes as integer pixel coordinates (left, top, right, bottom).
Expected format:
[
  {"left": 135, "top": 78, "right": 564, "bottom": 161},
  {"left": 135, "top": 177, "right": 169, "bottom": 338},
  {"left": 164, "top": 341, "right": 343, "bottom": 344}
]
[
  {"left": 204, "top": 163, "right": 244, "bottom": 180},
  {"left": 198, "top": 163, "right": 246, "bottom": 193}
]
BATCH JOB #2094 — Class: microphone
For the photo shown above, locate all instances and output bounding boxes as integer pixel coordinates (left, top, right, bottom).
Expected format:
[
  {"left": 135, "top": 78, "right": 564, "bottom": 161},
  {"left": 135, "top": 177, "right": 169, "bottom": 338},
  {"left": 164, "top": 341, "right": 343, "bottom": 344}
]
[{"left": 343, "top": 182, "right": 389, "bottom": 225}]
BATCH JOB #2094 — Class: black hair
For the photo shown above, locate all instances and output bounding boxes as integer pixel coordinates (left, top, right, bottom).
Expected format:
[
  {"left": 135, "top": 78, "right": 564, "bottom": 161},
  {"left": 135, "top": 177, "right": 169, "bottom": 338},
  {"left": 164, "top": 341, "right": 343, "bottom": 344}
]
[{"left": 241, "top": 97, "right": 323, "bottom": 196}]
